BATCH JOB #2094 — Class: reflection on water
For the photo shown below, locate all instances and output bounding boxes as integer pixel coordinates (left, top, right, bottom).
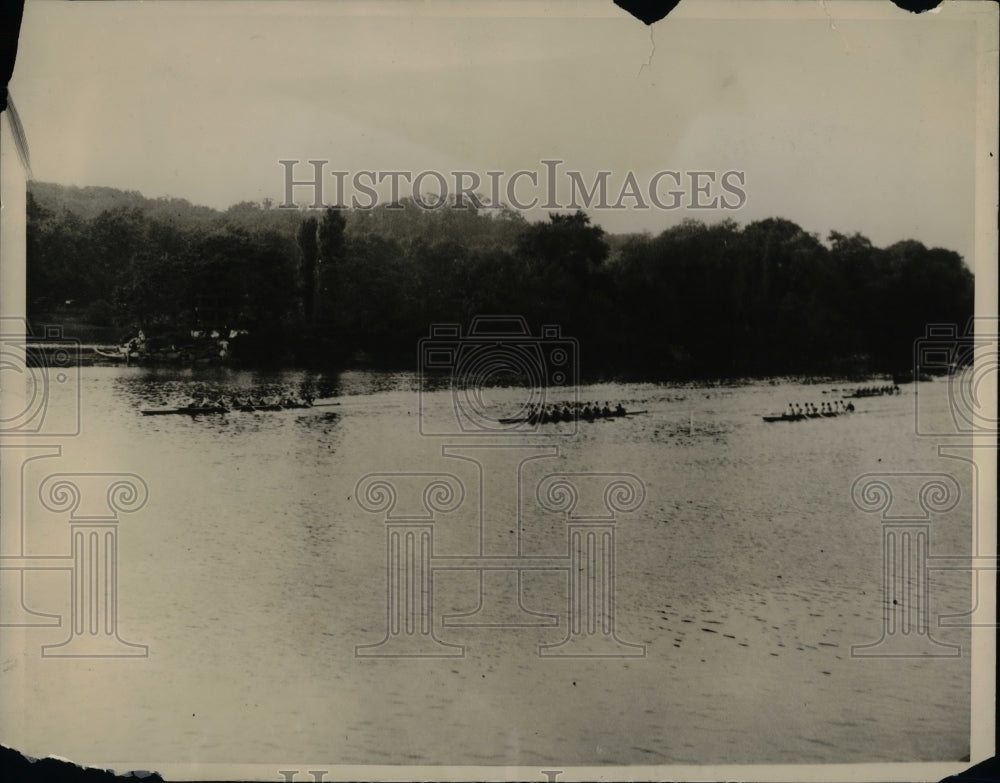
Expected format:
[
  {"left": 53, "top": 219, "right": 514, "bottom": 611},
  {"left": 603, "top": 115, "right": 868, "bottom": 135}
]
[{"left": 6, "top": 367, "right": 975, "bottom": 767}]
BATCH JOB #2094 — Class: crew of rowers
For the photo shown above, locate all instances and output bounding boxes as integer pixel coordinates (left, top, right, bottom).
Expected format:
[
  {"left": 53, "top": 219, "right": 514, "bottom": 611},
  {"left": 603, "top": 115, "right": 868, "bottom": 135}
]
[
  {"left": 781, "top": 401, "right": 854, "bottom": 419},
  {"left": 848, "top": 384, "right": 901, "bottom": 397},
  {"left": 187, "top": 394, "right": 314, "bottom": 411},
  {"left": 527, "top": 401, "right": 627, "bottom": 424}
]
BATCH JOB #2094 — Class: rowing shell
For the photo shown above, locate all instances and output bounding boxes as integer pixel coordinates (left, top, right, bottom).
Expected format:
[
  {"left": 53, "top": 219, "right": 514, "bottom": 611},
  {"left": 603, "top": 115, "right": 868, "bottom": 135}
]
[
  {"left": 497, "top": 410, "right": 648, "bottom": 425},
  {"left": 94, "top": 347, "right": 129, "bottom": 360},
  {"left": 761, "top": 411, "right": 851, "bottom": 422},
  {"left": 141, "top": 406, "right": 227, "bottom": 416},
  {"left": 140, "top": 401, "right": 340, "bottom": 416}
]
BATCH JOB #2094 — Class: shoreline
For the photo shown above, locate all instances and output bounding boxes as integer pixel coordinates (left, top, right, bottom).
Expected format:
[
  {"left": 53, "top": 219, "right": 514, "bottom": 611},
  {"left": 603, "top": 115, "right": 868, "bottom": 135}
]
[{"left": 20, "top": 341, "right": 943, "bottom": 388}]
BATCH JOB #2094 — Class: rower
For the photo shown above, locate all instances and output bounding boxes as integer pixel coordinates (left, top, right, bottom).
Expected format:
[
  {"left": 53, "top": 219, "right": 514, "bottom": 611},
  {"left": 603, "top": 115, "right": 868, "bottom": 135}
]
[{"left": 615, "top": 403, "right": 626, "bottom": 417}]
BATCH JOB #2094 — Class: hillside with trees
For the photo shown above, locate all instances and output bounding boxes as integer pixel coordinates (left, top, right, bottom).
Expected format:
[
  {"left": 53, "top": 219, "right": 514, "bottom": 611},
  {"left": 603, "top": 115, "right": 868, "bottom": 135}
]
[{"left": 26, "top": 182, "right": 974, "bottom": 378}]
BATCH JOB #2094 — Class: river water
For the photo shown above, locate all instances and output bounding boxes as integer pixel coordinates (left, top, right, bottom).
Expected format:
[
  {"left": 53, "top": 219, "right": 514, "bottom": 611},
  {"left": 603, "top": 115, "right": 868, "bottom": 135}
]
[{"left": 1, "top": 367, "right": 976, "bottom": 770}]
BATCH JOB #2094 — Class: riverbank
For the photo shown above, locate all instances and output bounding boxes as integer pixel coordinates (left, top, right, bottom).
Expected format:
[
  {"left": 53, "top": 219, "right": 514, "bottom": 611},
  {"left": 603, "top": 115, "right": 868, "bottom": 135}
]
[
  {"left": 23, "top": 339, "right": 951, "bottom": 391},
  {"left": 22, "top": 310, "right": 957, "bottom": 380}
]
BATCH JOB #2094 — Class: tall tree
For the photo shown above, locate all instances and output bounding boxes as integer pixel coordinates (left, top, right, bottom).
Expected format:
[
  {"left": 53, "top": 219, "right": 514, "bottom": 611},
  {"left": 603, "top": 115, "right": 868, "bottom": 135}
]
[
  {"left": 318, "top": 206, "right": 346, "bottom": 265},
  {"left": 296, "top": 216, "right": 319, "bottom": 327},
  {"left": 316, "top": 207, "right": 347, "bottom": 334}
]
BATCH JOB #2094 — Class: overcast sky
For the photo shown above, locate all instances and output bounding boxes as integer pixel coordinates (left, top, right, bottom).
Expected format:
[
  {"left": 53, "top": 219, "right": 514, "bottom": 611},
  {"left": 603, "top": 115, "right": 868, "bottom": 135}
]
[{"left": 10, "top": 0, "right": 988, "bottom": 268}]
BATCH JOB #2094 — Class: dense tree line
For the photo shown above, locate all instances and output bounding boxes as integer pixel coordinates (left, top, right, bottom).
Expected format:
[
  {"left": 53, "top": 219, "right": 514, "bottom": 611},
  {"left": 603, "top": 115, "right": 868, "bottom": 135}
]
[{"left": 26, "top": 183, "right": 973, "bottom": 378}]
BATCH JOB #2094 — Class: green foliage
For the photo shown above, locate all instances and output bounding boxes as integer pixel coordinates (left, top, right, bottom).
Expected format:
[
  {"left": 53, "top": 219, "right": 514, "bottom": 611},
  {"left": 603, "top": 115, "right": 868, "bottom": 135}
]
[
  {"left": 318, "top": 207, "right": 346, "bottom": 265},
  {"left": 84, "top": 298, "right": 115, "bottom": 326},
  {"left": 297, "top": 216, "right": 319, "bottom": 326},
  {"left": 26, "top": 182, "right": 974, "bottom": 377}
]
